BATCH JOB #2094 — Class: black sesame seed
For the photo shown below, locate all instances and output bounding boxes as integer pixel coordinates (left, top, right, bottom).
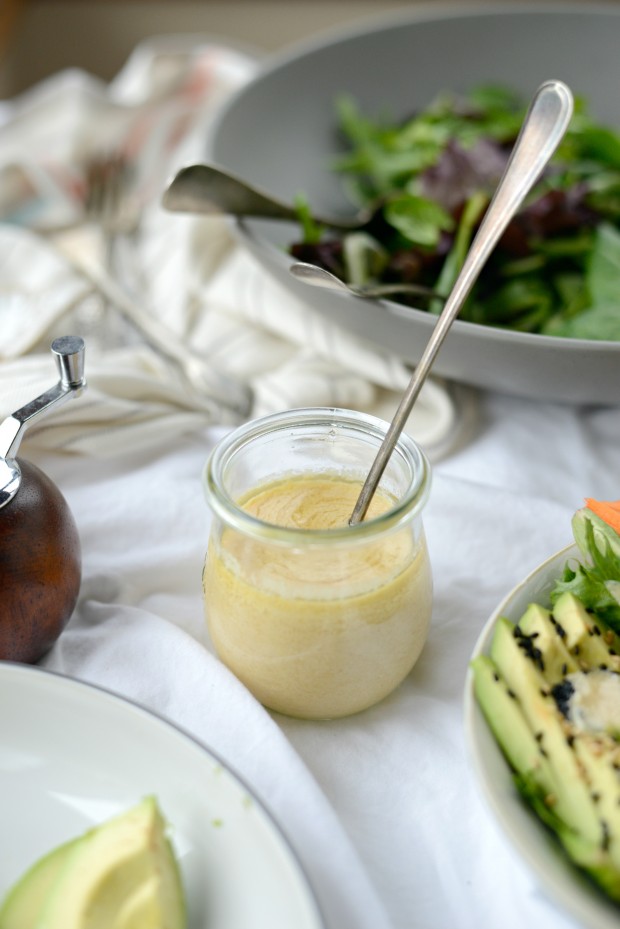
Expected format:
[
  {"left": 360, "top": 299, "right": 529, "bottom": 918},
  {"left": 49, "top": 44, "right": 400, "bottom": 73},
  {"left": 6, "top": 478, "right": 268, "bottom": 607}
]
[
  {"left": 551, "top": 679, "right": 575, "bottom": 718},
  {"left": 602, "top": 822, "right": 610, "bottom": 852}
]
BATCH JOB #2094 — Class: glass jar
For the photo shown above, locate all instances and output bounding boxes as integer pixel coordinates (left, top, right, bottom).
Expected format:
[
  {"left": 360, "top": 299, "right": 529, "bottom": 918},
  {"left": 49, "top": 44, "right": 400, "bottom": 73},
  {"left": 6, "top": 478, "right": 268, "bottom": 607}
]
[{"left": 202, "top": 407, "right": 432, "bottom": 720}]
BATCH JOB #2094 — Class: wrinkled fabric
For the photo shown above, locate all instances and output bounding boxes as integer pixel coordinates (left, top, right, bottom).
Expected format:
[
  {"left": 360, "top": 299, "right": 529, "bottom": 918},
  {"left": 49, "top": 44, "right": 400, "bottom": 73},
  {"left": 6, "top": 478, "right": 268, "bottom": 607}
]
[
  {"left": 2, "top": 32, "right": 619, "bottom": 929},
  {"left": 0, "top": 37, "right": 458, "bottom": 461},
  {"left": 29, "top": 388, "right": 620, "bottom": 929}
]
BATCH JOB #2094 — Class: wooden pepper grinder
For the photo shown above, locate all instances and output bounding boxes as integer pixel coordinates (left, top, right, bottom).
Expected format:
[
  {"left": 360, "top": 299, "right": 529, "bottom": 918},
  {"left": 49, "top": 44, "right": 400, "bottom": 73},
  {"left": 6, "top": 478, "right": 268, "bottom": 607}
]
[{"left": 0, "top": 336, "right": 87, "bottom": 663}]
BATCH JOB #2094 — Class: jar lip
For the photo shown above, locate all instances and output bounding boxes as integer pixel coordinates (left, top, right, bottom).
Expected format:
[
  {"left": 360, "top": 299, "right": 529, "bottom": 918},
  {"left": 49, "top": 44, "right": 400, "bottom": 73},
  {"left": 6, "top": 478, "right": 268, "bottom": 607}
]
[{"left": 203, "top": 407, "right": 431, "bottom": 544}]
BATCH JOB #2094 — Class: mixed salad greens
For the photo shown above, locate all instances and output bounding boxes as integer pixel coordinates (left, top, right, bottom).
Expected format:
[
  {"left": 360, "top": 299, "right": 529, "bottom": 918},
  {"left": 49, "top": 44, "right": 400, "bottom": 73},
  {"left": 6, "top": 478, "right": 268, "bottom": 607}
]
[
  {"left": 553, "top": 498, "right": 620, "bottom": 630},
  {"left": 291, "top": 86, "right": 620, "bottom": 340}
]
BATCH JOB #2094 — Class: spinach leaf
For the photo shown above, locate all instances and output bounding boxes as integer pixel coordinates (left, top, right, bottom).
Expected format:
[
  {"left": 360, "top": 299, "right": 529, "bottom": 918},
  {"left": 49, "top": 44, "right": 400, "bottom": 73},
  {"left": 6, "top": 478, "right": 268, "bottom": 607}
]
[{"left": 383, "top": 193, "right": 453, "bottom": 247}]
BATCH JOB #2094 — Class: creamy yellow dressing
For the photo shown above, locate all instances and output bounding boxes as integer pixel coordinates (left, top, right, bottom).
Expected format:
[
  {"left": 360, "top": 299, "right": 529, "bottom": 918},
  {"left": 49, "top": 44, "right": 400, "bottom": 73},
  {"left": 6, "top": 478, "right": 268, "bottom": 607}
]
[{"left": 203, "top": 473, "right": 432, "bottom": 718}]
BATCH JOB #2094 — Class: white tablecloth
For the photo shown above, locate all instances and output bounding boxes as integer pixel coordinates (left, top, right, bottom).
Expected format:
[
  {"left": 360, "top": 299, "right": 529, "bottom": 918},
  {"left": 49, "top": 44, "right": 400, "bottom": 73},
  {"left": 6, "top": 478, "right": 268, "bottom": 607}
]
[
  {"left": 23, "top": 391, "right": 618, "bottom": 929},
  {"left": 2, "top": 33, "right": 620, "bottom": 929}
]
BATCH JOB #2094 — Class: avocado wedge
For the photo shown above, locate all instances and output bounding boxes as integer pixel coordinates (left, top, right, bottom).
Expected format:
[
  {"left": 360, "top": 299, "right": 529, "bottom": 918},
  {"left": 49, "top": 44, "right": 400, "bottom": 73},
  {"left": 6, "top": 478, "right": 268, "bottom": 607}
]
[
  {"left": 0, "top": 797, "right": 186, "bottom": 929},
  {"left": 471, "top": 654, "right": 557, "bottom": 797},
  {"left": 488, "top": 615, "right": 603, "bottom": 843},
  {"left": 0, "top": 837, "right": 80, "bottom": 929},
  {"left": 516, "top": 602, "right": 579, "bottom": 682},
  {"left": 516, "top": 771, "right": 620, "bottom": 901},
  {"left": 552, "top": 591, "right": 620, "bottom": 670}
]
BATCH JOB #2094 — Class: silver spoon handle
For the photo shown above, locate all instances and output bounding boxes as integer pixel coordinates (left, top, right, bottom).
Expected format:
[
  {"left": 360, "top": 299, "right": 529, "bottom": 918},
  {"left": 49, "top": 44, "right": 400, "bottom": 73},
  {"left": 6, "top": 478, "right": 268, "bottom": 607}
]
[{"left": 350, "top": 79, "right": 574, "bottom": 525}]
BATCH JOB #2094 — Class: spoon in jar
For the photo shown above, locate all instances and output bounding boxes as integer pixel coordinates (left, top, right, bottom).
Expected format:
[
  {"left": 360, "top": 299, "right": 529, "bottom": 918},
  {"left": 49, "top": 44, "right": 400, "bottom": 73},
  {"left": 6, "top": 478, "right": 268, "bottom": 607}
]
[
  {"left": 349, "top": 79, "right": 574, "bottom": 525},
  {"left": 162, "top": 163, "right": 376, "bottom": 230}
]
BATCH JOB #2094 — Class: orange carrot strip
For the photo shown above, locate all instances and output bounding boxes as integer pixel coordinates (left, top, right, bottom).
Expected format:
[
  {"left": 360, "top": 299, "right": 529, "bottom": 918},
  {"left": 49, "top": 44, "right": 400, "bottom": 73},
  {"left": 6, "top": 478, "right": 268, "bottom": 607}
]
[{"left": 585, "top": 498, "right": 620, "bottom": 535}]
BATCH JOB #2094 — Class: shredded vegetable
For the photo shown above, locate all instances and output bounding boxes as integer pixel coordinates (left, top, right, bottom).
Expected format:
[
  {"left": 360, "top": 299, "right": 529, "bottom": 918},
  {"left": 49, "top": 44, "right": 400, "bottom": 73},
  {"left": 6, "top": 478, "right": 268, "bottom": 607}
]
[{"left": 585, "top": 498, "right": 620, "bottom": 536}]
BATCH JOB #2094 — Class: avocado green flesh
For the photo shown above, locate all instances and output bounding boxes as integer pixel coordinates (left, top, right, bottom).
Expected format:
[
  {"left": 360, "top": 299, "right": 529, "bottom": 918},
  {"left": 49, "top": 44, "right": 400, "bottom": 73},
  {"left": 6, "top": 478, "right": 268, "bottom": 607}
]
[
  {"left": 517, "top": 603, "right": 579, "bottom": 682},
  {"left": 572, "top": 736, "right": 620, "bottom": 872},
  {"left": 115, "top": 877, "right": 162, "bottom": 929},
  {"left": 553, "top": 592, "right": 620, "bottom": 671},
  {"left": 490, "top": 616, "right": 601, "bottom": 842},
  {"left": 471, "top": 655, "right": 556, "bottom": 796},
  {"left": 0, "top": 797, "right": 186, "bottom": 929},
  {"left": 0, "top": 837, "right": 80, "bottom": 929},
  {"left": 516, "top": 771, "right": 620, "bottom": 902},
  {"left": 473, "top": 595, "right": 620, "bottom": 903}
]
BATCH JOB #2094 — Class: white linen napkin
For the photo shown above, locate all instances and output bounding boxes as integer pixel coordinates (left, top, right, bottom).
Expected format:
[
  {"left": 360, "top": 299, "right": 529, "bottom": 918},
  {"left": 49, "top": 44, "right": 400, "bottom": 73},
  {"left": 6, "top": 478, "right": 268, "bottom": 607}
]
[
  {"left": 0, "top": 35, "right": 469, "bottom": 929},
  {"left": 36, "top": 429, "right": 395, "bottom": 929},
  {"left": 0, "top": 35, "right": 467, "bottom": 463}
]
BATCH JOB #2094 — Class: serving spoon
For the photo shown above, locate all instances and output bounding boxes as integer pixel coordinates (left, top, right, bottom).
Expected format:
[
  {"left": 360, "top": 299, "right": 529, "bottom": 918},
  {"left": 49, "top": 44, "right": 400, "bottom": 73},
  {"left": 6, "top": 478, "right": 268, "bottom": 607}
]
[
  {"left": 348, "top": 79, "right": 574, "bottom": 525},
  {"left": 162, "top": 163, "right": 375, "bottom": 230},
  {"left": 289, "top": 262, "right": 442, "bottom": 302}
]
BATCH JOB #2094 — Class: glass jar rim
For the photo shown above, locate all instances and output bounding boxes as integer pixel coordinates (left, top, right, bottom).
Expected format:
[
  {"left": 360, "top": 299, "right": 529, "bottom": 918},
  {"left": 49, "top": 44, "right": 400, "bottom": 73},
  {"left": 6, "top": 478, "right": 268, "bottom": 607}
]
[{"left": 203, "top": 407, "right": 431, "bottom": 545}]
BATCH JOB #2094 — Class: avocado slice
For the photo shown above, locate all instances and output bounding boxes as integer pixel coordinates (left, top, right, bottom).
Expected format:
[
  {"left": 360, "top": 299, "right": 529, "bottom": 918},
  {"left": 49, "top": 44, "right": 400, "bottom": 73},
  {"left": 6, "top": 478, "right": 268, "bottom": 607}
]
[
  {"left": 560, "top": 827, "right": 620, "bottom": 902},
  {"left": 0, "top": 837, "right": 80, "bottom": 929},
  {"left": 552, "top": 592, "right": 620, "bottom": 671},
  {"left": 471, "top": 654, "right": 557, "bottom": 795},
  {"left": 517, "top": 599, "right": 620, "bottom": 874},
  {"left": 490, "top": 616, "right": 603, "bottom": 844},
  {"left": 517, "top": 770, "right": 620, "bottom": 901},
  {"left": 516, "top": 603, "right": 579, "bottom": 683},
  {"left": 571, "top": 733, "right": 620, "bottom": 872},
  {"left": 41, "top": 796, "right": 185, "bottom": 929},
  {"left": 0, "top": 797, "right": 186, "bottom": 929},
  {"left": 479, "top": 598, "right": 620, "bottom": 903}
]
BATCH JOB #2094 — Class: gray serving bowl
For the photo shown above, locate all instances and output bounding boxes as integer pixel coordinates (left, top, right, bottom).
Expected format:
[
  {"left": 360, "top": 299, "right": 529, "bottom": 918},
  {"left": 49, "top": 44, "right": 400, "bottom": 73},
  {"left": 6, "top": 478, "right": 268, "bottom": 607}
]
[{"left": 207, "top": 3, "right": 620, "bottom": 405}]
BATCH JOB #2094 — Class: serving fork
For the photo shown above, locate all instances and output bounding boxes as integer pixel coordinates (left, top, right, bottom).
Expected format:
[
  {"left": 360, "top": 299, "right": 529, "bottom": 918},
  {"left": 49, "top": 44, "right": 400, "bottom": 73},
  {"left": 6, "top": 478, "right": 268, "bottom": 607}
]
[{"left": 62, "top": 152, "right": 253, "bottom": 419}]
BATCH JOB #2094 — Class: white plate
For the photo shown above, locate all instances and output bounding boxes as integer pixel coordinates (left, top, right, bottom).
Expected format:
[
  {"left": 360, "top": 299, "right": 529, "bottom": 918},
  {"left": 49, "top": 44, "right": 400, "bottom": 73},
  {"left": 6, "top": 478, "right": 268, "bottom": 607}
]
[
  {"left": 208, "top": 4, "right": 620, "bottom": 404},
  {"left": 464, "top": 543, "right": 620, "bottom": 929},
  {"left": 0, "top": 663, "right": 325, "bottom": 929}
]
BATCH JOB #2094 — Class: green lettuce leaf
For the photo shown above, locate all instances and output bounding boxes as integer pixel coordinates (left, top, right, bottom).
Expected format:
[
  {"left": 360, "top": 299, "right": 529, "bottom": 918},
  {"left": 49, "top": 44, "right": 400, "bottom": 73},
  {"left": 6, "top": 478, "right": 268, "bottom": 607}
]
[{"left": 550, "top": 516, "right": 620, "bottom": 630}]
